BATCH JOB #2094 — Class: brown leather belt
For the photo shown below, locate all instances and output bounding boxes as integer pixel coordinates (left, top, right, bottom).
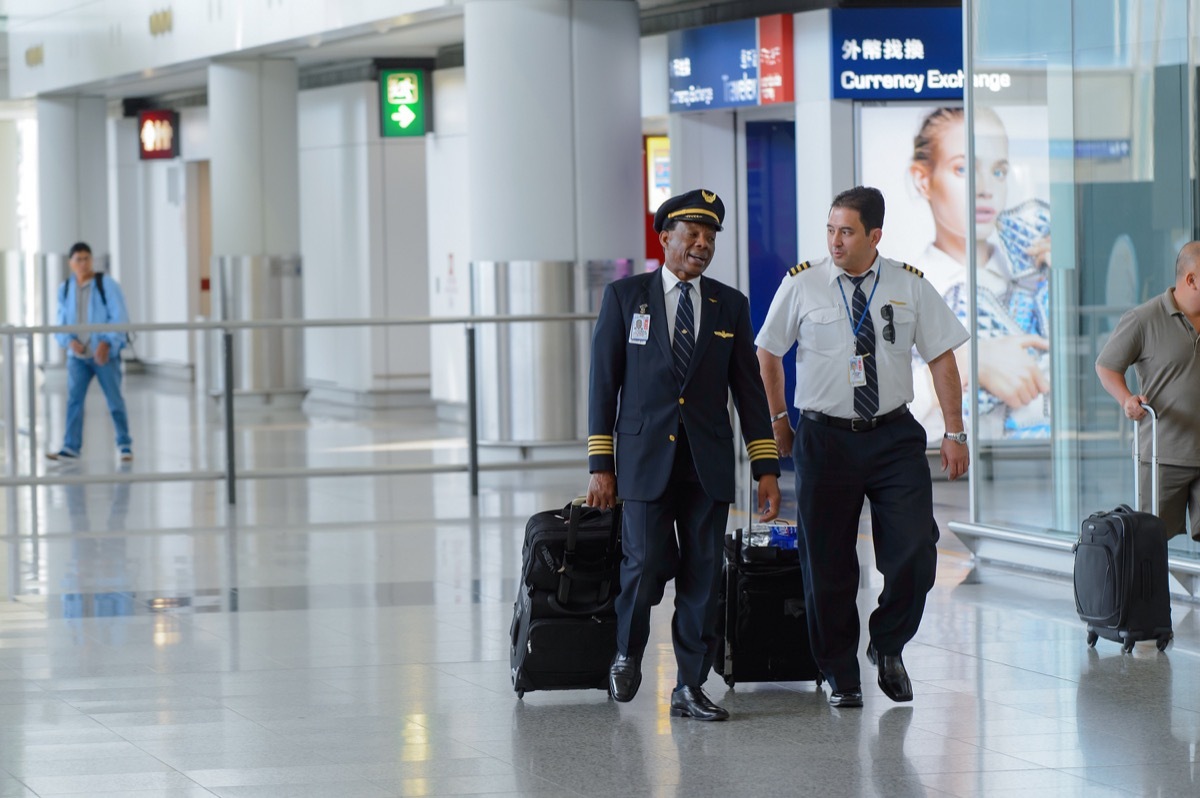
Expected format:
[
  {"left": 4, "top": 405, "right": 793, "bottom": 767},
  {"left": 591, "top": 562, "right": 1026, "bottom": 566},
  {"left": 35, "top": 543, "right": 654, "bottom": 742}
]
[{"left": 800, "top": 406, "right": 909, "bottom": 432}]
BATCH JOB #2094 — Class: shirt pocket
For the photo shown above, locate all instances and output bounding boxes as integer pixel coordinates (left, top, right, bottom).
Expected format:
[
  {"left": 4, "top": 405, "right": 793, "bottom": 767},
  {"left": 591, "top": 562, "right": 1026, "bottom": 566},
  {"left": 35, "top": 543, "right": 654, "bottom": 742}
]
[
  {"left": 800, "top": 306, "right": 846, "bottom": 352},
  {"left": 886, "top": 305, "right": 917, "bottom": 350}
]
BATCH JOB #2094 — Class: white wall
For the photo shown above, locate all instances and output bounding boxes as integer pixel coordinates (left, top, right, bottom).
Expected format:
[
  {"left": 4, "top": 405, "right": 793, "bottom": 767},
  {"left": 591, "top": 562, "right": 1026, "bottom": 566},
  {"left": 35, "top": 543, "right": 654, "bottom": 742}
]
[
  {"left": 298, "top": 80, "right": 430, "bottom": 401},
  {"left": 640, "top": 35, "right": 669, "bottom": 121},
  {"left": 667, "top": 110, "right": 738, "bottom": 288},
  {"left": 7, "top": 0, "right": 459, "bottom": 98},
  {"left": 107, "top": 116, "right": 189, "bottom": 368},
  {"left": 795, "top": 10, "right": 853, "bottom": 258},
  {"left": 426, "top": 67, "right": 469, "bottom": 405}
]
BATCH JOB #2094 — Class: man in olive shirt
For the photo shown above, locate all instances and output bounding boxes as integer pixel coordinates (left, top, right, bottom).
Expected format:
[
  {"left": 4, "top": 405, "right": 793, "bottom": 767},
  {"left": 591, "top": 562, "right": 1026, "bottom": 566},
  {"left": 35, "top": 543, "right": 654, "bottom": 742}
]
[{"left": 1096, "top": 241, "right": 1200, "bottom": 540}]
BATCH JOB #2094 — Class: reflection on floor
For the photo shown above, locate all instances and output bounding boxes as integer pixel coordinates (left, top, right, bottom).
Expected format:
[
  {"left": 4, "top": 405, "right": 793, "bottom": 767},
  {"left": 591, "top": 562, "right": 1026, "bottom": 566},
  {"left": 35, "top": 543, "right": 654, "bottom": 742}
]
[{"left": 0, "top": 376, "right": 1196, "bottom": 796}]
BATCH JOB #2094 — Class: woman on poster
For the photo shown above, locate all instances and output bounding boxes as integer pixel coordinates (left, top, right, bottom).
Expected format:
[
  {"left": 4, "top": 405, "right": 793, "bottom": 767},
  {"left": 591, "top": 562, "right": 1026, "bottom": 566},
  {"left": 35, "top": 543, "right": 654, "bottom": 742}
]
[{"left": 908, "top": 106, "right": 1052, "bottom": 442}]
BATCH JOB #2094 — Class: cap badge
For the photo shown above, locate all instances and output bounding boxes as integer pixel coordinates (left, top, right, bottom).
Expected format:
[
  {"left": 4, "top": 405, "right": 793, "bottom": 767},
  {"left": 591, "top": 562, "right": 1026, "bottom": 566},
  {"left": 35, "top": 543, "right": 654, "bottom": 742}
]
[{"left": 701, "top": 190, "right": 716, "bottom": 204}]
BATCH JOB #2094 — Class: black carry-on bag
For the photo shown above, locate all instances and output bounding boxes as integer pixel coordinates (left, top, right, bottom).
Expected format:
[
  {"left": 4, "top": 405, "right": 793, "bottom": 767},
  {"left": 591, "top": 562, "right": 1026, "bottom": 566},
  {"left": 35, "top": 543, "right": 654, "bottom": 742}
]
[
  {"left": 715, "top": 529, "right": 822, "bottom": 688},
  {"left": 1073, "top": 403, "right": 1173, "bottom": 652},
  {"left": 510, "top": 498, "right": 622, "bottom": 697}
]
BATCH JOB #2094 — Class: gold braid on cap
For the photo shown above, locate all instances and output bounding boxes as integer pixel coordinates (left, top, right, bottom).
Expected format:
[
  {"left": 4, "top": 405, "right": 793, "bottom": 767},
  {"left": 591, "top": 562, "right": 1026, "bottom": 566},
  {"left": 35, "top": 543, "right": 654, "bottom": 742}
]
[{"left": 667, "top": 208, "right": 721, "bottom": 224}]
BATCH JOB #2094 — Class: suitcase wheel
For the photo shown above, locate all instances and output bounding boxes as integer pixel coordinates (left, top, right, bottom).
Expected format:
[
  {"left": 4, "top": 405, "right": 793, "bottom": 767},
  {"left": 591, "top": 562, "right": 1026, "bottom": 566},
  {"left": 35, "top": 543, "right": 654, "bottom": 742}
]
[
  {"left": 1122, "top": 639, "right": 1135, "bottom": 653},
  {"left": 515, "top": 689, "right": 525, "bottom": 699},
  {"left": 1157, "top": 634, "right": 1172, "bottom": 652},
  {"left": 815, "top": 673, "right": 824, "bottom": 687},
  {"left": 723, "top": 675, "right": 735, "bottom": 688},
  {"left": 1086, "top": 631, "right": 1098, "bottom": 648}
]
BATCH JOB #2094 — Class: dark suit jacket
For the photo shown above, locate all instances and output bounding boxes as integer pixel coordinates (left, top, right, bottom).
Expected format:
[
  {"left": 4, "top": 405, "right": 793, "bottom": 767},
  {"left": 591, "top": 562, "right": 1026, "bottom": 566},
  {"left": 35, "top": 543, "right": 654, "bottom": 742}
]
[{"left": 588, "top": 269, "right": 779, "bottom": 503}]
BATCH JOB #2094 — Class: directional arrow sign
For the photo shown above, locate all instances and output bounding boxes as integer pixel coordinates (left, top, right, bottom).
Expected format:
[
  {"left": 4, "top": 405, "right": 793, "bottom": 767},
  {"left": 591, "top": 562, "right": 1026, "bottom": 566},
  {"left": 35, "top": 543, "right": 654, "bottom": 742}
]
[
  {"left": 394, "top": 105, "right": 417, "bottom": 128},
  {"left": 380, "top": 69, "right": 426, "bottom": 137}
]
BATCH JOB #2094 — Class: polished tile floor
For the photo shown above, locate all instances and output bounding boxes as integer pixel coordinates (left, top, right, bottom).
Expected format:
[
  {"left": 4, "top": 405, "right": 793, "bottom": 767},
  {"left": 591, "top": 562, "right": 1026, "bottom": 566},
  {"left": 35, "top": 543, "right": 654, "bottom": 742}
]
[{"left": 0, "top": 375, "right": 1198, "bottom": 796}]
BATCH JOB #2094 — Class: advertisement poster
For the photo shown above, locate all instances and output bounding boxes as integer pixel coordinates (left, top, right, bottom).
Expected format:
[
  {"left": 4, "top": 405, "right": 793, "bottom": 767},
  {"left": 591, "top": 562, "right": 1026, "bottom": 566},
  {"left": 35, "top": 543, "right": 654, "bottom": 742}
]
[
  {"left": 858, "top": 103, "right": 1051, "bottom": 445},
  {"left": 645, "top": 136, "right": 671, "bottom": 214}
]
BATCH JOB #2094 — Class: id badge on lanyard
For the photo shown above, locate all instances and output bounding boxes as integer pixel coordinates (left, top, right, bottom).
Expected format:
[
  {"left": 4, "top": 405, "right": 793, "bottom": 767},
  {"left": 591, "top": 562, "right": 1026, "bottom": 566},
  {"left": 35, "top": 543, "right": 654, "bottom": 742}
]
[
  {"left": 849, "top": 353, "right": 866, "bottom": 386},
  {"left": 836, "top": 270, "right": 879, "bottom": 388}
]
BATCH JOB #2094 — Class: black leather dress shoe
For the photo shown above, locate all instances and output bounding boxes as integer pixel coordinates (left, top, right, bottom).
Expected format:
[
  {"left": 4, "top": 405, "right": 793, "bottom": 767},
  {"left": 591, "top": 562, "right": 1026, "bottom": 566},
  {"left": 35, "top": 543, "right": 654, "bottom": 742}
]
[
  {"left": 669, "top": 686, "right": 729, "bottom": 721},
  {"left": 828, "top": 689, "right": 863, "bottom": 708},
  {"left": 867, "top": 644, "right": 913, "bottom": 702},
  {"left": 608, "top": 653, "right": 641, "bottom": 703}
]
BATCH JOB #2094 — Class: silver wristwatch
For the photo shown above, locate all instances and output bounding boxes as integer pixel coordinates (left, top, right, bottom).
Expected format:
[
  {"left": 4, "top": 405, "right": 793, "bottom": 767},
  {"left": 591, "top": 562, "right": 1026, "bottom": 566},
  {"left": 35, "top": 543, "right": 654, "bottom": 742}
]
[{"left": 943, "top": 431, "right": 968, "bottom": 444}]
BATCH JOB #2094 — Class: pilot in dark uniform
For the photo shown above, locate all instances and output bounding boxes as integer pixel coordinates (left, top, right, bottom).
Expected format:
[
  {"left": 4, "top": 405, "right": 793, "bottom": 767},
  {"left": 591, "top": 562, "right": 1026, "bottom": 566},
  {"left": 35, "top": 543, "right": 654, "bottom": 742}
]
[
  {"left": 756, "top": 186, "right": 970, "bottom": 708},
  {"left": 586, "top": 189, "right": 781, "bottom": 722}
]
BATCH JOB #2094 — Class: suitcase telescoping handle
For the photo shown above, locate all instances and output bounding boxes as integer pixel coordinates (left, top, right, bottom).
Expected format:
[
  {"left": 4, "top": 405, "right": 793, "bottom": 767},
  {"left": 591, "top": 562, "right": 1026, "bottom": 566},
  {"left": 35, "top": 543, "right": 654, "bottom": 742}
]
[{"left": 1131, "top": 403, "right": 1158, "bottom": 515}]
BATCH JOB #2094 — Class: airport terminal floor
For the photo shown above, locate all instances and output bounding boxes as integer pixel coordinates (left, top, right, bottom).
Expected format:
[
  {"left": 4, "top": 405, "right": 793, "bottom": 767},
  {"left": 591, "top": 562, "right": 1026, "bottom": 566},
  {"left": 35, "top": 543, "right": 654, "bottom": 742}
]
[{"left": 1, "top": 374, "right": 1199, "bottom": 797}]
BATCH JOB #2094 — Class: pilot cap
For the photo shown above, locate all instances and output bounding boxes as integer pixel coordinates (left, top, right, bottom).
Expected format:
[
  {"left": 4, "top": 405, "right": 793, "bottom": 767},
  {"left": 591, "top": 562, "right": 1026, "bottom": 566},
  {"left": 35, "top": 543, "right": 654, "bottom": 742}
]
[{"left": 653, "top": 188, "right": 725, "bottom": 233}]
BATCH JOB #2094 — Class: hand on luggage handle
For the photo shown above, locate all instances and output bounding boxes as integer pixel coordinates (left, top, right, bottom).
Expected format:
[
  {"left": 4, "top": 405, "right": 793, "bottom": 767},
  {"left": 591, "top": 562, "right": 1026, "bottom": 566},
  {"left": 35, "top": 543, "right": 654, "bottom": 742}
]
[
  {"left": 1131, "top": 403, "right": 1158, "bottom": 516},
  {"left": 572, "top": 496, "right": 623, "bottom": 508}
]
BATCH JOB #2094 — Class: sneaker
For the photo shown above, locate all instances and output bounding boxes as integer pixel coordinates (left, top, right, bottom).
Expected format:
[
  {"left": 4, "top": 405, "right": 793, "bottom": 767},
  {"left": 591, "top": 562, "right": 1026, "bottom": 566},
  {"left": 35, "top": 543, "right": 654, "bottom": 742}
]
[
  {"left": 46, "top": 449, "right": 79, "bottom": 461},
  {"left": 119, "top": 448, "right": 133, "bottom": 462}
]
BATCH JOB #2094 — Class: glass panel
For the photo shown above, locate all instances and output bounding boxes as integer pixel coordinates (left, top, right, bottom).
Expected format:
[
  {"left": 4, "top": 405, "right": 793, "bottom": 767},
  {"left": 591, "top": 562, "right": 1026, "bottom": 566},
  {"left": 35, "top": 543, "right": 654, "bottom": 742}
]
[{"left": 970, "top": 0, "right": 1197, "bottom": 557}]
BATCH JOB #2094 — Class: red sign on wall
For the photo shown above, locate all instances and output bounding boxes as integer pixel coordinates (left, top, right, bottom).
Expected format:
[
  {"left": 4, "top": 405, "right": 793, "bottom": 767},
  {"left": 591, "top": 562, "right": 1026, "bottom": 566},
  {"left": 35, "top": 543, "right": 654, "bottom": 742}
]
[
  {"left": 138, "top": 110, "right": 179, "bottom": 160},
  {"left": 758, "top": 14, "right": 794, "bottom": 105}
]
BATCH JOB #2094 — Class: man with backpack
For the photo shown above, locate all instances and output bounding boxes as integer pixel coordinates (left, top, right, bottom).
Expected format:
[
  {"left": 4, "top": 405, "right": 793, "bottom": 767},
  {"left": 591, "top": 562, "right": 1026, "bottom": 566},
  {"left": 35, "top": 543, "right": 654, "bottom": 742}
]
[{"left": 46, "top": 242, "right": 133, "bottom": 462}]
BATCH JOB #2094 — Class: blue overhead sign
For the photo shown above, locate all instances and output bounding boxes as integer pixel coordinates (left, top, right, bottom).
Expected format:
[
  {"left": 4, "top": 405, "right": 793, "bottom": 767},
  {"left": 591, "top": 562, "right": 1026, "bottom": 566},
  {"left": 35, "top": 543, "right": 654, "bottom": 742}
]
[
  {"left": 831, "top": 7, "right": 965, "bottom": 100},
  {"left": 667, "top": 19, "right": 759, "bottom": 111}
]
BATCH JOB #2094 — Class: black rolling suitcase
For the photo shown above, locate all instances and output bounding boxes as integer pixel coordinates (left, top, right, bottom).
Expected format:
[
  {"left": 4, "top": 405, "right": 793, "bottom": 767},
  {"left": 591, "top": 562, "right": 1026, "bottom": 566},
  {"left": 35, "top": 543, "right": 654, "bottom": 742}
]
[
  {"left": 715, "top": 529, "right": 822, "bottom": 687},
  {"left": 1073, "top": 404, "right": 1173, "bottom": 652},
  {"left": 510, "top": 499, "right": 622, "bottom": 697}
]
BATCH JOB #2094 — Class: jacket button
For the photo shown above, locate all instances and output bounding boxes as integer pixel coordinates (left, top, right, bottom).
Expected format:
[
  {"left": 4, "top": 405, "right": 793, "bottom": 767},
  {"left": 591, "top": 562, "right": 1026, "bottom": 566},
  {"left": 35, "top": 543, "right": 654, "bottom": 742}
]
[
  {"left": 678, "top": 397, "right": 685, "bottom": 405},
  {"left": 668, "top": 434, "right": 676, "bottom": 442}
]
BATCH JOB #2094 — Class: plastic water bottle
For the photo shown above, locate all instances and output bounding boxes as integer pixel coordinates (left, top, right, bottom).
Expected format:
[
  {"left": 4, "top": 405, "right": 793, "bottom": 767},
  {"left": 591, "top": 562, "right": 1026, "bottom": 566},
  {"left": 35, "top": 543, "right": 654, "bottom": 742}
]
[
  {"left": 769, "top": 523, "right": 798, "bottom": 550},
  {"left": 747, "top": 524, "right": 772, "bottom": 547}
]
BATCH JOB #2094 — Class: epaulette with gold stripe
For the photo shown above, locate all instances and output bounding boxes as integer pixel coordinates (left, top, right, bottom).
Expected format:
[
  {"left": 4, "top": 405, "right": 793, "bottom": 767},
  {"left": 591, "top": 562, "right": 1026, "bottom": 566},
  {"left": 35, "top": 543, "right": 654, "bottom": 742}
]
[
  {"left": 901, "top": 262, "right": 924, "bottom": 278},
  {"left": 787, "top": 261, "right": 812, "bottom": 277},
  {"left": 587, "top": 434, "right": 614, "bottom": 457},
  {"left": 746, "top": 438, "right": 779, "bottom": 462}
]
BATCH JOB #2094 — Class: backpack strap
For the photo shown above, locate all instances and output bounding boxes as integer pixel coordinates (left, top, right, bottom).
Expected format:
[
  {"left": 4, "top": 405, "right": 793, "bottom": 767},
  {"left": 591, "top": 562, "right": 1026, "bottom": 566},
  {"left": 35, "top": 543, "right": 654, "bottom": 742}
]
[{"left": 95, "top": 272, "right": 107, "bottom": 306}]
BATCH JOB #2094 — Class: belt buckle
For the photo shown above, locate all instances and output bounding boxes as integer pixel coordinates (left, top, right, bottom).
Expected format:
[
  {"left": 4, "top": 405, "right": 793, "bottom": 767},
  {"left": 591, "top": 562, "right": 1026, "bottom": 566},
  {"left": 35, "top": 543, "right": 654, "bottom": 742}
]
[{"left": 851, "top": 417, "right": 868, "bottom": 432}]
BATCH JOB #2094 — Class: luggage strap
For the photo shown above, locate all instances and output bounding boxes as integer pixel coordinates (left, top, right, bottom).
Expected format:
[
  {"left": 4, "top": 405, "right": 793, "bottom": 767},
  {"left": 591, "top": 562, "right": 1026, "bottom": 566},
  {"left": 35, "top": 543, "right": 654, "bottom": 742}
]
[{"left": 556, "top": 499, "right": 622, "bottom": 606}]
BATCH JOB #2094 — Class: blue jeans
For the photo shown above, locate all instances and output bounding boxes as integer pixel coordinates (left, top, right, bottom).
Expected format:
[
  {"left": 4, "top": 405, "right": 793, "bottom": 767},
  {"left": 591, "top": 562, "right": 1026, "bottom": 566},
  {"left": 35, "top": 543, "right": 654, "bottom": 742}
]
[{"left": 63, "top": 355, "right": 132, "bottom": 454}]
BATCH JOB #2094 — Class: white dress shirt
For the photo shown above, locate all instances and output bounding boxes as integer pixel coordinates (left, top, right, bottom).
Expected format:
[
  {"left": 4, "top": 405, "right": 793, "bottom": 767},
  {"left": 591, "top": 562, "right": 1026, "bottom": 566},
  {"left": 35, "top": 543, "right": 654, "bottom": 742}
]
[
  {"left": 661, "top": 267, "right": 702, "bottom": 345},
  {"left": 755, "top": 254, "right": 969, "bottom": 417}
]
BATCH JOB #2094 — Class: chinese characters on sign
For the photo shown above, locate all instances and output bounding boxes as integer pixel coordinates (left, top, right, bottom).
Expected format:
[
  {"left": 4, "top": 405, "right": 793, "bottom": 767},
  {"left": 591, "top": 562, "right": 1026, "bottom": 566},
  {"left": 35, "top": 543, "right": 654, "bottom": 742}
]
[
  {"left": 840, "top": 37, "right": 927, "bottom": 61},
  {"left": 830, "top": 8, "right": 1015, "bottom": 100}
]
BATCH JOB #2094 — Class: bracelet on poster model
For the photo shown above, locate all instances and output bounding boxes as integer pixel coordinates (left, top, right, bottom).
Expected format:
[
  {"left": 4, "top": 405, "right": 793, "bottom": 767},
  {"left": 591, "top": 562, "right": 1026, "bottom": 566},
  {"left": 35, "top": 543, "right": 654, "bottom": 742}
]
[{"left": 770, "top": 410, "right": 789, "bottom": 423}]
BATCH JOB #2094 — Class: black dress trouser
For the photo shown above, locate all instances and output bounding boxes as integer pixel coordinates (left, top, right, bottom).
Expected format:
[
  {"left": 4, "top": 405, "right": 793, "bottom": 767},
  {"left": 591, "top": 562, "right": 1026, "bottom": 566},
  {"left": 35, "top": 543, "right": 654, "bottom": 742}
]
[
  {"left": 615, "top": 428, "right": 730, "bottom": 689},
  {"left": 792, "top": 411, "right": 938, "bottom": 693}
]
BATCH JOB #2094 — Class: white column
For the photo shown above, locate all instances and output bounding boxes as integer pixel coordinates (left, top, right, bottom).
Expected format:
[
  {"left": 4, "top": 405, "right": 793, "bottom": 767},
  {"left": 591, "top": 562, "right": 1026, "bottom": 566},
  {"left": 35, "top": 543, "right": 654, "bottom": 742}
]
[
  {"left": 37, "top": 96, "right": 109, "bottom": 258},
  {"left": 0, "top": 120, "right": 21, "bottom": 326},
  {"left": 794, "top": 10, "right": 854, "bottom": 258},
  {"left": 208, "top": 60, "right": 300, "bottom": 257},
  {"left": 667, "top": 111, "right": 737, "bottom": 287},
  {"left": 462, "top": 0, "right": 641, "bottom": 444},
  {"left": 208, "top": 59, "right": 304, "bottom": 400},
  {"left": 465, "top": 0, "right": 641, "bottom": 263},
  {"left": 0, "top": 121, "right": 20, "bottom": 253}
]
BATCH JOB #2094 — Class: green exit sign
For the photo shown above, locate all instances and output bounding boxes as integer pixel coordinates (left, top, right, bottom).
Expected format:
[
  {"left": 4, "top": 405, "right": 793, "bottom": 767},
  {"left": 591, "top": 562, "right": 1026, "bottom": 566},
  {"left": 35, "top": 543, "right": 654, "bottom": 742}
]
[{"left": 380, "top": 69, "right": 427, "bottom": 137}]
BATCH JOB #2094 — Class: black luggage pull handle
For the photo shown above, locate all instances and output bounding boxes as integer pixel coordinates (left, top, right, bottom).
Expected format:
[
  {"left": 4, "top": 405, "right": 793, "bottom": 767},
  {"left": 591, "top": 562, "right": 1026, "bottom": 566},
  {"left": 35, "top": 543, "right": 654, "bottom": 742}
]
[{"left": 556, "top": 497, "right": 622, "bottom": 606}]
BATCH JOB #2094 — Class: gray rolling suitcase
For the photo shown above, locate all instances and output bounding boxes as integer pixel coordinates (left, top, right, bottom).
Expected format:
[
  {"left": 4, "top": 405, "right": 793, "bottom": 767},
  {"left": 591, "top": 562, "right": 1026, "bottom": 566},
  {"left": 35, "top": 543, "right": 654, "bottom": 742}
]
[{"left": 1073, "top": 404, "right": 1173, "bottom": 652}]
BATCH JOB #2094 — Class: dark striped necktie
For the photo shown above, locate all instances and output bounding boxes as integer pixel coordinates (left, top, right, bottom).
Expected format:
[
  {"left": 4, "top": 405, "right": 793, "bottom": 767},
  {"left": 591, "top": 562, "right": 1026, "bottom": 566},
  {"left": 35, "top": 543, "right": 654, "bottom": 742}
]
[
  {"left": 850, "top": 275, "right": 879, "bottom": 419},
  {"left": 673, "top": 281, "right": 694, "bottom": 383}
]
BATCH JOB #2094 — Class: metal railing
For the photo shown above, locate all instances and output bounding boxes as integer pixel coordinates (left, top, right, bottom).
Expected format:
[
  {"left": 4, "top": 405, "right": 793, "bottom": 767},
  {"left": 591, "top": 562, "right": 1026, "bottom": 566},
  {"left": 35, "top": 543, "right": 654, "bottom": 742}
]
[{"left": 1, "top": 313, "right": 599, "bottom": 501}]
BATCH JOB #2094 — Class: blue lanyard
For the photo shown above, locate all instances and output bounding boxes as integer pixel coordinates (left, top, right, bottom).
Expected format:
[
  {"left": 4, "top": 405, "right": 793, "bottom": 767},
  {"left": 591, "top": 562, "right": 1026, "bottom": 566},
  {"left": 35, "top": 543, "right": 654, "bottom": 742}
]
[{"left": 836, "top": 268, "right": 880, "bottom": 340}]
